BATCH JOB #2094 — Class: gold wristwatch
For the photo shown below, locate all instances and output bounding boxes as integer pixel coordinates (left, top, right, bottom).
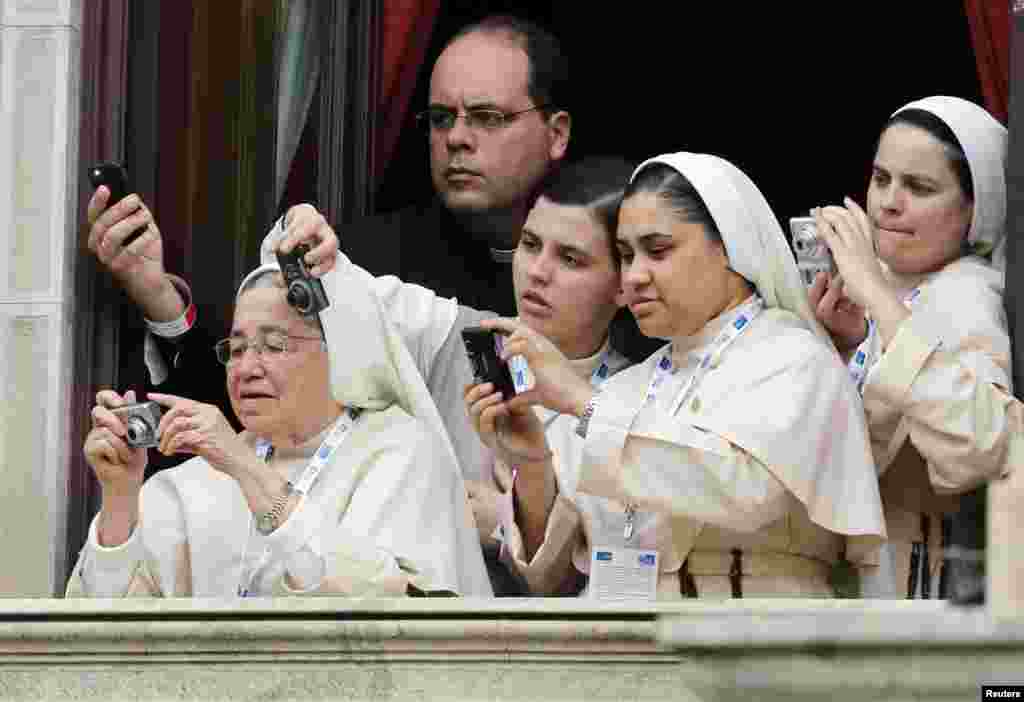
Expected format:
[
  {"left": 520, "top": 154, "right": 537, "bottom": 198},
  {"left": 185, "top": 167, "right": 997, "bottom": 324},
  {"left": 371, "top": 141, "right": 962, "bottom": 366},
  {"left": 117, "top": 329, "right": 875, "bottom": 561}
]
[{"left": 255, "top": 481, "right": 294, "bottom": 535}]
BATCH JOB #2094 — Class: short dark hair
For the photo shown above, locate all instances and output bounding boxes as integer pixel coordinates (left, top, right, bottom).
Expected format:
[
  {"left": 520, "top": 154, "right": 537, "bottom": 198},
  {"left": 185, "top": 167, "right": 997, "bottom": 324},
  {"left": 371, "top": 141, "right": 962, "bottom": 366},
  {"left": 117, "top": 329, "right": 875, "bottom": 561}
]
[
  {"left": 883, "top": 107, "right": 973, "bottom": 201},
  {"left": 449, "top": 15, "right": 569, "bottom": 117},
  {"left": 539, "top": 156, "right": 636, "bottom": 262},
  {"left": 624, "top": 162, "right": 723, "bottom": 245},
  {"left": 538, "top": 156, "right": 662, "bottom": 364}
]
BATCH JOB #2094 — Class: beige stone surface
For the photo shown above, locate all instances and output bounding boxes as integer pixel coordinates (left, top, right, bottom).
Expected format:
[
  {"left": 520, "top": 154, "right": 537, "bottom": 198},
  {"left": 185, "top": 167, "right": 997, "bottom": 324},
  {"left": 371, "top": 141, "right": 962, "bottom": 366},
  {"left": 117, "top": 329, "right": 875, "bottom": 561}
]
[{"left": 0, "top": 599, "right": 1019, "bottom": 700}]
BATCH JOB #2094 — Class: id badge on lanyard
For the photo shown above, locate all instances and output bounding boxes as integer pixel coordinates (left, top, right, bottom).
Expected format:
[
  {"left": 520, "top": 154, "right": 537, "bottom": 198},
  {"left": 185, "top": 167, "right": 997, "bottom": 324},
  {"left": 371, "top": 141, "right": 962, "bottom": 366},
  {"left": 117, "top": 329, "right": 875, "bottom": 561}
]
[
  {"left": 588, "top": 504, "right": 660, "bottom": 602},
  {"left": 645, "top": 295, "right": 763, "bottom": 416},
  {"left": 238, "top": 407, "right": 362, "bottom": 597}
]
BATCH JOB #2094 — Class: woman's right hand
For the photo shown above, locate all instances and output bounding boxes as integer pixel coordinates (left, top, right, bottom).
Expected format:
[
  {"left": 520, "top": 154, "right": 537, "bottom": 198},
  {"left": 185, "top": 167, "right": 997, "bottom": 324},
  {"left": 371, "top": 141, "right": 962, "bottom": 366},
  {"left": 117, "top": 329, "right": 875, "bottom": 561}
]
[
  {"left": 84, "top": 390, "right": 148, "bottom": 495},
  {"left": 464, "top": 382, "right": 552, "bottom": 466},
  {"left": 86, "top": 188, "right": 187, "bottom": 324},
  {"left": 808, "top": 271, "right": 868, "bottom": 353}
]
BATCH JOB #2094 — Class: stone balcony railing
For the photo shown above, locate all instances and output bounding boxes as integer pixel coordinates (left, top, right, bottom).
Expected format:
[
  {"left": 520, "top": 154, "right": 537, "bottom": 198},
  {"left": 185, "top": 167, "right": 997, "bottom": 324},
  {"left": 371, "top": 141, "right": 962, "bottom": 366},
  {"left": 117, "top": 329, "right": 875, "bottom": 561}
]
[{"left": 0, "top": 598, "right": 1021, "bottom": 701}]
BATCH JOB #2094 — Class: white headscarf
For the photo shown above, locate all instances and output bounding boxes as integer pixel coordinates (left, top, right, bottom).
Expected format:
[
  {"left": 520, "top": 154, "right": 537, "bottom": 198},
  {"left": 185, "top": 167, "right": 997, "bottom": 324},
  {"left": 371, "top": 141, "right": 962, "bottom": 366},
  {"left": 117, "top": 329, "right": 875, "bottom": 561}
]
[
  {"left": 630, "top": 152, "right": 832, "bottom": 344},
  {"left": 892, "top": 96, "right": 1008, "bottom": 270},
  {"left": 235, "top": 263, "right": 492, "bottom": 596},
  {"left": 237, "top": 264, "right": 448, "bottom": 424}
]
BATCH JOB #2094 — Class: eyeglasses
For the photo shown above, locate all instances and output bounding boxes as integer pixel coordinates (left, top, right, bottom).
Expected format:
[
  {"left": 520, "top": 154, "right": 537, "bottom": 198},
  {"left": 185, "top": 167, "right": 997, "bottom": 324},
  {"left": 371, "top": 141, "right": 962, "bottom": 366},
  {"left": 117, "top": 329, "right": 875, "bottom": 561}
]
[
  {"left": 415, "top": 104, "right": 551, "bottom": 133},
  {"left": 214, "top": 329, "right": 324, "bottom": 366}
]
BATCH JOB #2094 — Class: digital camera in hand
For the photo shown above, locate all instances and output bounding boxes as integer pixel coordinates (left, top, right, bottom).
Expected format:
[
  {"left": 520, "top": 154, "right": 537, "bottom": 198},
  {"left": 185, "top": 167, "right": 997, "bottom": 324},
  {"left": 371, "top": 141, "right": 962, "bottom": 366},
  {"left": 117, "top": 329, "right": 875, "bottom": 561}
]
[
  {"left": 111, "top": 401, "right": 164, "bottom": 449},
  {"left": 461, "top": 327, "right": 517, "bottom": 400},
  {"left": 88, "top": 162, "right": 148, "bottom": 248},
  {"left": 790, "top": 216, "right": 836, "bottom": 288},
  {"left": 276, "top": 244, "right": 329, "bottom": 315}
]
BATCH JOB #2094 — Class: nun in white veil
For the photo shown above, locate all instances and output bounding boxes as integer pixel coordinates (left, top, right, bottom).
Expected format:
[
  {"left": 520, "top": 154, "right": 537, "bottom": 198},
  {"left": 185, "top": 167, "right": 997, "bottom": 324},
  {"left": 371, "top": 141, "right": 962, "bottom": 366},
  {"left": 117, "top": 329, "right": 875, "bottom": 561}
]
[
  {"left": 68, "top": 261, "right": 492, "bottom": 598},
  {"left": 811, "top": 95, "right": 1024, "bottom": 599},
  {"left": 473, "top": 152, "right": 886, "bottom": 599}
]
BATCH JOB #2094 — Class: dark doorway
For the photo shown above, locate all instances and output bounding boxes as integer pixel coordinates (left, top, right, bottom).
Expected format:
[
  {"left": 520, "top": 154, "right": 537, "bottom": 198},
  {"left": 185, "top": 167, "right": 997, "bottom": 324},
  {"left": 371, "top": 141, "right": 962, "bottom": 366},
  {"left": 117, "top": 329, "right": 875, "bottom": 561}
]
[{"left": 377, "top": 2, "right": 983, "bottom": 231}]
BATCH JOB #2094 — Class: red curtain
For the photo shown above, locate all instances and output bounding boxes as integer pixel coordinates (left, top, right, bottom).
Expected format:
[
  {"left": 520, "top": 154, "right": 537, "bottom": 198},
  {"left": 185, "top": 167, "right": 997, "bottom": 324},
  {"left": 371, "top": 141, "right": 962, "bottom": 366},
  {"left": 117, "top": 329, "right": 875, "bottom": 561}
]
[
  {"left": 375, "top": 0, "right": 441, "bottom": 180},
  {"left": 964, "top": 0, "right": 1011, "bottom": 124}
]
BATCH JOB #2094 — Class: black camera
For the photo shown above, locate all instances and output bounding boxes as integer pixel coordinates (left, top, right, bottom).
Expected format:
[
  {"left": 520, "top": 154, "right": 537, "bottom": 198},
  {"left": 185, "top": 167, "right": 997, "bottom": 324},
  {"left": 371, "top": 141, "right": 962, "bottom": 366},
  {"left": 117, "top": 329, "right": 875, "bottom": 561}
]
[
  {"left": 460, "top": 326, "right": 517, "bottom": 399},
  {"left": 276, "top": 244, "right": 329, "bottom": 315},
  {"left": 111, "top": 401, "right": 164, "bottom": 449}
]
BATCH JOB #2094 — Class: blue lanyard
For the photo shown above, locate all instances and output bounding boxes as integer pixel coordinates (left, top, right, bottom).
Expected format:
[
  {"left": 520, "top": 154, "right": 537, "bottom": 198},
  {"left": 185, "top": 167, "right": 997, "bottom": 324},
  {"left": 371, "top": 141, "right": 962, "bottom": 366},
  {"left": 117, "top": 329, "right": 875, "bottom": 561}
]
[
  {"left": 645, "top": 295, "right": 764, "bottom": 416},
  {"left": 847, "top": 287, "right": 921, "bottom": 393},
  {"left": 239, "top": 407, "right": 362, "bottom": 596}
]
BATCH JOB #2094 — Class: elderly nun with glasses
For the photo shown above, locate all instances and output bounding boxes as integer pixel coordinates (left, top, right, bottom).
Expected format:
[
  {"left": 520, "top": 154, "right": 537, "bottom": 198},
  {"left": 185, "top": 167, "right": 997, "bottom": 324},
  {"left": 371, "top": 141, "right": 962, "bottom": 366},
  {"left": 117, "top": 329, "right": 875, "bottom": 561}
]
[{"left": 67, "top": 259, "right": 492, "bottom": 599}]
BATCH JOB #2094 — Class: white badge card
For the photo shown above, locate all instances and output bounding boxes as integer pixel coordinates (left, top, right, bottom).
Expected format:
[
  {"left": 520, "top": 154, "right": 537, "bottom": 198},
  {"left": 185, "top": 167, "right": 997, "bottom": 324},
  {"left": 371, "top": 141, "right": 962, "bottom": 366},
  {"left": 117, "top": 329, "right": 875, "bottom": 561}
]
[
  {"left": 588, "top": 546, "right": 659, "bottom": 602},
  {"left": 493, "top": 330, "right": 536, "bottom": 393}
]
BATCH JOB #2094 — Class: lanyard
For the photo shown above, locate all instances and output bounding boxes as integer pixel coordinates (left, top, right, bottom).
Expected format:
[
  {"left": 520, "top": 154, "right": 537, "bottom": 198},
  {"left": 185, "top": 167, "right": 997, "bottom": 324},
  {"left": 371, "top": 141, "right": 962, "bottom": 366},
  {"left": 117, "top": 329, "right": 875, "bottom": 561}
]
[
  {"left": 541, "top": 347, "right": 613, "bottom": 431},
  {"left": 847, "top": 287, "right": 920, "bottom": 393},
  {"left": 238, "top": 406, "right": 362, "bottom": 596},
  {"left": 645, "top": 295, "right": 764, "bottom": 416},
  {"left": 253, "top": 406, "right": 363, "bottom": 496},
  {"left": 628, "top": 297, "right": 762, "bottom": 543}
]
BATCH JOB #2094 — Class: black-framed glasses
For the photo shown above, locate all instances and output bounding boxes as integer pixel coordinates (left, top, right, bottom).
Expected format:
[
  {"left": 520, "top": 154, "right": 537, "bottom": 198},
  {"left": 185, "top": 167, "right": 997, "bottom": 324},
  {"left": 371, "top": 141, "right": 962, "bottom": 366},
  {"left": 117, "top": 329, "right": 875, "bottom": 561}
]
[
  {"left": 415, "top": 104, "right": 551, "bottom": 133},
  {"left": 214, "top": 329, "right": 325, "bottom": 366}
]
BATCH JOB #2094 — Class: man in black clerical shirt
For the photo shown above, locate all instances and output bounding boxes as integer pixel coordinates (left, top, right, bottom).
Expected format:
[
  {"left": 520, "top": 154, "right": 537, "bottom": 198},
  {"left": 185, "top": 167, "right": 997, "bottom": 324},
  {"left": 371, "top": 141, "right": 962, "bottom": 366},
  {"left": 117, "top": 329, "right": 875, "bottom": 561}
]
[{"left": 337, "top": 15, "right": 571, "bottom": 316}]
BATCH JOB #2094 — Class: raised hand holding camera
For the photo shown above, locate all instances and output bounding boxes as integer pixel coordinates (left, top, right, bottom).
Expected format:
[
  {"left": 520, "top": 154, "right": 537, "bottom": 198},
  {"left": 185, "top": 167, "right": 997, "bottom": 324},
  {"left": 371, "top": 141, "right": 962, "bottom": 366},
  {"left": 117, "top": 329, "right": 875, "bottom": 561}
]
[
  {"left": 85, "top": 165, "right": 186, "bottom": 324},
  {"left": 277, "top": 242, "right": 330, "bottom": 315},
  {"left": 275, "top": 203, "right": 340, "bottom": 279}
]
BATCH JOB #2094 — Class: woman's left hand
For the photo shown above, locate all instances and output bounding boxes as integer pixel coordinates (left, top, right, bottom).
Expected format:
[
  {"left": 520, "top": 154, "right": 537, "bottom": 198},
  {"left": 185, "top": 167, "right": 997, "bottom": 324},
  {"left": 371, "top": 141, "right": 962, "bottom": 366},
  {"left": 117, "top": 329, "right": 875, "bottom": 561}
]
[
  {"left": 815, "top": 198, "right": 892, "bottom": 310},
  {"left": 150, "top": 393, "right": 249, "bottom": 474},
  {"left": 479, "top": 318, "right": 595, "bottom": 417}
]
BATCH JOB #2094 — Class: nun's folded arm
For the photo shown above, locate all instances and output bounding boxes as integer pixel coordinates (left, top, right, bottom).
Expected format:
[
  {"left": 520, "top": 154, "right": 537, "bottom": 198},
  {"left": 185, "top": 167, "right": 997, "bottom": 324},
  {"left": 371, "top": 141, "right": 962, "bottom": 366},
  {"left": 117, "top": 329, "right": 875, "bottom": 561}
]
[{"left": 864, "top": 262, "right": 1022, "bottom": 492}]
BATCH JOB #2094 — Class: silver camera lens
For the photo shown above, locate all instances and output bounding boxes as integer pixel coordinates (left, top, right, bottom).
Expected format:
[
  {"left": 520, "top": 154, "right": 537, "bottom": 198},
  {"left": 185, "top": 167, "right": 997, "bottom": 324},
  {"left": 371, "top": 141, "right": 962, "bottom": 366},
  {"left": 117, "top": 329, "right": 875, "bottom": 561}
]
[
  {"left": 111, "top": 400, "right": 163, "bottom": 449},
  {"left": 125, "top": 416, "right": 155, "bottom": 447}
]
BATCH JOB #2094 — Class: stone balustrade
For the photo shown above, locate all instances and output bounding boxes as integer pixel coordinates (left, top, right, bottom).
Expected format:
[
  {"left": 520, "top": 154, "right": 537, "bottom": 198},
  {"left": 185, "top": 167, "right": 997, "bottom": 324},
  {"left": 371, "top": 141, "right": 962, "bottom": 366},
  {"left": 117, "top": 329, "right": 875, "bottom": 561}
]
[{"left": 0, "top": 598, "right": 1020, "bottom": 700}]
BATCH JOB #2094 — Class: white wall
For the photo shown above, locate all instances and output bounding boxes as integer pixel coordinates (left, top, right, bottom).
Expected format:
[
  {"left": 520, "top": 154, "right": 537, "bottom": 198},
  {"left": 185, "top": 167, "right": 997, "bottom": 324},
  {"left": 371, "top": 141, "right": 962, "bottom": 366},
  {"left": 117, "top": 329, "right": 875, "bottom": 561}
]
[{"left": 0, "top": 0, "right": 81, "bottom": 596}]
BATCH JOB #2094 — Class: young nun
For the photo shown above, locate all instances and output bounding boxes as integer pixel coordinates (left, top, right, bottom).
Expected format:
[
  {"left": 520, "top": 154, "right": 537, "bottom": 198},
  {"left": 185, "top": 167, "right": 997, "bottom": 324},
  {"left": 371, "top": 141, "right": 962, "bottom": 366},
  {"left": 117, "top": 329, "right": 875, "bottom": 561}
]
[
  {"left": 810, "top": 96, "right": 1024, "bottom": 599},
  {"left": 68, "top": 262, "right": 491, "bottom": 598},
  {"left": 471, "top": 152, "right": 887, "bottom": 599}
]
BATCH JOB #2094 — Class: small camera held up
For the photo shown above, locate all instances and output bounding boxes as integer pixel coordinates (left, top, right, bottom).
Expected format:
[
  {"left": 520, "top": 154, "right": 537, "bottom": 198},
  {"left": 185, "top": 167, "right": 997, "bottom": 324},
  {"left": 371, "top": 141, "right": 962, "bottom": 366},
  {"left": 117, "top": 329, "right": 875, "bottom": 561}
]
[
  {"left": 111, "top": 401, "right": 164, "bottom": 449},
  {"left": 276, "top": 244, "right": 330, "bottom": 316},
  {"left": 790, "top": 216, "right": 837, "bottom": 288},
  {"left": 460, "top": 327, "right": 517, "bottom": 400}
]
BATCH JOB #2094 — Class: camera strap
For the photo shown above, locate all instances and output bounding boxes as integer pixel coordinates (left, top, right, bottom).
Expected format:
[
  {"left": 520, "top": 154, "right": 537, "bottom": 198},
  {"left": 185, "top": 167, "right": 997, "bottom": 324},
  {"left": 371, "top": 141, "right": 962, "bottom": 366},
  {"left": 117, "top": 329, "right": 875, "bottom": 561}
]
[{"left": 644, "top": 294, "right": 764, "bottom": 416}]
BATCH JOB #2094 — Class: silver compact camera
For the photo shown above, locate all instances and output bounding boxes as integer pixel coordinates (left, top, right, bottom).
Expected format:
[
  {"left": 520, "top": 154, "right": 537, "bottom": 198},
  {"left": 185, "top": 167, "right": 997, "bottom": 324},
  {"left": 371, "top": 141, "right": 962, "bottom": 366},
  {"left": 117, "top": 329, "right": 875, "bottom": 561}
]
[
  {"left": 276, "top": 244, "right": 330, "bottom": 316},
  {"left": 789, "top": 216, "right": 836, "bottom": 288},
  {"left": 111, "top": 401, "right": 164, "bottom": 449}
]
